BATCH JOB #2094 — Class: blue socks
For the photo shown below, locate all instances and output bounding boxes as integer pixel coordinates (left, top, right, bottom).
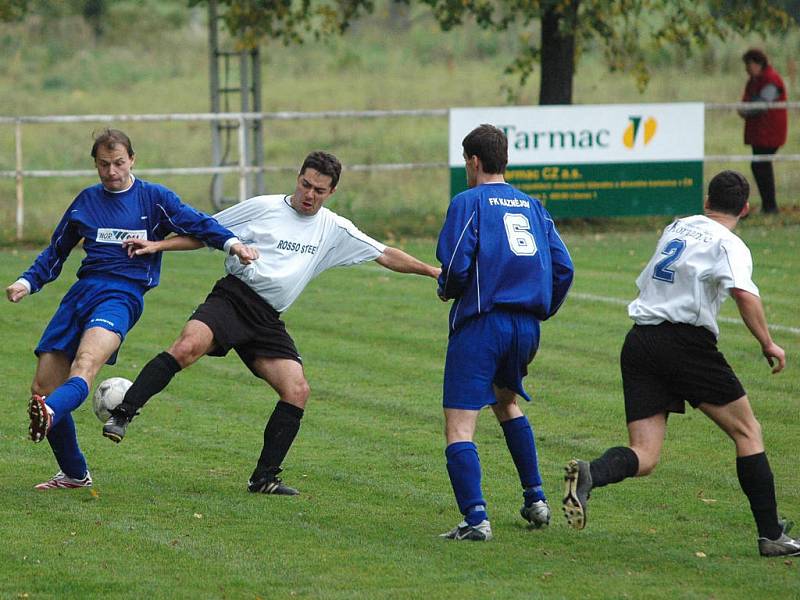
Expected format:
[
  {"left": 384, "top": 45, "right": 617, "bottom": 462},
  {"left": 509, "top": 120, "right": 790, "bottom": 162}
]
[
  {"left": 501, "top": 415, "right": 546, "bottom": 506},
  {"left": 46, "top": 376, "right": 90, "bottom": 427},
  {"left": 446, "top": 441, "right": 487, "bottom": 525},
  {"left": 42, "top": 376, "right": 90, "bottom": 479},
  {"left": 47, "top": 414, "right": 88, "bottom": 479}
]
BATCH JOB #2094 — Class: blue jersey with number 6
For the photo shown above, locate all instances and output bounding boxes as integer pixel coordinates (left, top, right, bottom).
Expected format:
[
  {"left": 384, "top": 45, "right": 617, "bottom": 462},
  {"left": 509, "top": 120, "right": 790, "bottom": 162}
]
[{"left": 436, "top": 182, "right": 574, "bottom": 332}]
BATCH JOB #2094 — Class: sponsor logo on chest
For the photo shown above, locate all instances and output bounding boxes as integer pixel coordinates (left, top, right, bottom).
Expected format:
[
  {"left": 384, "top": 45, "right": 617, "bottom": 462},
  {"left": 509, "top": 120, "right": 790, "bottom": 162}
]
[
  {"left": 96, "top": 228, "right": 148, "bottom": 244},
  {"left": 276, "top": 239, "right": 318, "bottom": 254}
]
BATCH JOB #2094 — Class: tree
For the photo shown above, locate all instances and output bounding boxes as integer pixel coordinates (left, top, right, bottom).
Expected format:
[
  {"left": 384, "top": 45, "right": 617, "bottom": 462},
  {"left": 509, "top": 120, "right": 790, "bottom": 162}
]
[
  {"left": 0, "top": 0, "right": 29, "bottom": 21},
  {"left": 189, "top": 0, "right": 376, "bottom": 48},
  {"left": 192, "top": 0, "right": 797, "bottom": 105},
  {"left": 417, "top": 0, "right": 798, "bottom": 104}
]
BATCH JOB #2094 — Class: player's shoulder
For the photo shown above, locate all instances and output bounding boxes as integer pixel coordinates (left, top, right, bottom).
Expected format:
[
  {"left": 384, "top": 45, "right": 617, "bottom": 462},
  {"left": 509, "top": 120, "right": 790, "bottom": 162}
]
[
  {"left": 132, "top": 178, "right": 178, "bottom": 201},
  {"left": 243, "top": 194, "right": 286, "bottom": 208},
  {"left": 74, "top": 182, "right": 105, "bottom": 202},
  {"left": 325, "top": 206, "right": 359, "bottom": 230}
]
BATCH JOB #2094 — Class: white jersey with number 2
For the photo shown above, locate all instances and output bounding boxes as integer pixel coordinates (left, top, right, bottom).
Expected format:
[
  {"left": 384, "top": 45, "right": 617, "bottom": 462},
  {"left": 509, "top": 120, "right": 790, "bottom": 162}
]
[{"left": 628, "top": 214, "right": 759, "bottom": 337}]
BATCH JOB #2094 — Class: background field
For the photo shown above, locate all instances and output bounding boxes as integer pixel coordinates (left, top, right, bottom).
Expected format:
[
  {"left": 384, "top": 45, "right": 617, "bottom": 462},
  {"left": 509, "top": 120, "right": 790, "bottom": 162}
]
[
  {"left": 1, "top": 224, "right": 798, "bottom": 599},
  {"left": 2, "top": 2, "right": 800, "bottom": 242}
]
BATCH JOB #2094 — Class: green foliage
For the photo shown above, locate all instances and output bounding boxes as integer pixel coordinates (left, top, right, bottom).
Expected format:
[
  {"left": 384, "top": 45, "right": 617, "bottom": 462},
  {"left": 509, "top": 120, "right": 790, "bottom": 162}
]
[
  {"left": 1, "top": 229, "right": 799, "bottom": 597},
  {"left": 417, "top": 0, "right": 800, "bottom": 97},
  {"left": 0, "top": 0, "right": 28, "bottom": 21},
  {"left": 192, "top": 0, "right": 377, "bottom": 48}
]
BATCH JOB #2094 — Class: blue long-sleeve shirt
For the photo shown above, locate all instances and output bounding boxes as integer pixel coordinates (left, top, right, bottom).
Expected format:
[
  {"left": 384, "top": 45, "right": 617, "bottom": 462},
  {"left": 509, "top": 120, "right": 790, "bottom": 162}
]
[
  {"left": 20, "top": 178, "right": 237, "bottom": 293},
  {"left": 436, "top": 182, "right": 574, "bottom": 332}
]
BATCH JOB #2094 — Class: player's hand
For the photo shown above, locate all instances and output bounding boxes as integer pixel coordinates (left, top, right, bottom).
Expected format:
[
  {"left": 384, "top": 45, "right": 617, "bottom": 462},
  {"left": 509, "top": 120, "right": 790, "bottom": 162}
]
[
  {"left": 5, "top": 282, "right": 29, "bottom": 303},
  {"left": 230, "top": 242, "right": 259, "bottom": 265},
  {"left": 123, "top": 238, "right": 159, "bottom": 258},
  {"left": 762, "top": 342, "right": 786, "bottom": 374}
]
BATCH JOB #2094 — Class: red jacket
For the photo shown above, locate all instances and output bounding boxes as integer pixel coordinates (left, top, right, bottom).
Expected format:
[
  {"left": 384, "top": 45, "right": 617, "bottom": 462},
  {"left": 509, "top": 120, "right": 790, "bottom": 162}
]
[{"left": 742, "top": 65, "right": 788, "bottom": 148}]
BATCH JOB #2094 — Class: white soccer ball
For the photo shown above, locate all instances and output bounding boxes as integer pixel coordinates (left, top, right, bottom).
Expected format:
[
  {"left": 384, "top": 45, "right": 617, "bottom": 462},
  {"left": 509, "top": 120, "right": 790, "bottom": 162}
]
[{"left": 92, "top": 377, "right": 132, "bottom": 422}]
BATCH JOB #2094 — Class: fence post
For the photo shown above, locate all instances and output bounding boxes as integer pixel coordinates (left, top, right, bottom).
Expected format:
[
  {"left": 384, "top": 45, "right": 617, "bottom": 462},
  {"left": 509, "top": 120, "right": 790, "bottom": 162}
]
[
  {"left": 237, "top": 114, "right": 247, "bottom": 202},
  {"left": 15, "top": 119, "right": 23, "bottom": 241}
]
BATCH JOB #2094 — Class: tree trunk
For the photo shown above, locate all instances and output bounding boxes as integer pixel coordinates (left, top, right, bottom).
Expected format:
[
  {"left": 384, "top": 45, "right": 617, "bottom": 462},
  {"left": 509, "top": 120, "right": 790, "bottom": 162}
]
[{"left": 539, "top": 1, "right": 579, "bottom": 105}]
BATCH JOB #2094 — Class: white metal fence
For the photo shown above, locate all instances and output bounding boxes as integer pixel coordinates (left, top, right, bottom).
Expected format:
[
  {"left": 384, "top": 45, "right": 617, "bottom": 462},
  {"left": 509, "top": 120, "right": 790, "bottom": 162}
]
[{"left": 2, "top": 103, "right": 799, "bottom": 240}]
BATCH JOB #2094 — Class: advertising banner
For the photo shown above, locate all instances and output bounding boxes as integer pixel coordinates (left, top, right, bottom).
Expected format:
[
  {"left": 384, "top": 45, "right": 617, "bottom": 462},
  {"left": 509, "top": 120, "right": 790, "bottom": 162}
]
[{"left": 449, "top": 104, "right": 704, "bottom": 217}]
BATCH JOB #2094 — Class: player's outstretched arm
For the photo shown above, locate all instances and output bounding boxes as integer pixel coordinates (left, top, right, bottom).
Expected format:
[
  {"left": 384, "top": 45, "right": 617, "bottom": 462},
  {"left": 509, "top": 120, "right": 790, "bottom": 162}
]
[
  {"left": 376, "top": 246, "right": 441, "bottom": 279},
  {"left": 124, "top": 236, "right": 258, "bottom": 264},
  {"left": 731, "top": 287, "right": 786, "bottom": 374},
  {"left": 124, "top": 236, "right": 204, "bottom": 257}
]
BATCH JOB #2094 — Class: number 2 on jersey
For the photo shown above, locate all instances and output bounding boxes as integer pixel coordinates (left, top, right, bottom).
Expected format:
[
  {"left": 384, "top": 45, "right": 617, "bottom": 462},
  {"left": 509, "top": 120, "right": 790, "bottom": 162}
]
[
  {"left": 503, "top": 213, "right": 538, "bottom": 256},
  {"left": 652, "top": 238, "right": 686, "bottom": 283}
]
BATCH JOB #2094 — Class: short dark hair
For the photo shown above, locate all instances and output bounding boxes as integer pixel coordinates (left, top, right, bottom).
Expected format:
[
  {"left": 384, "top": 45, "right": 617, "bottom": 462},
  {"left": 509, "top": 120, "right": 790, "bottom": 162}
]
[
  {"left": 742, "top": 48, "right": 769, "bottom": 68},
  {"left": 91, "top": 128, "right": 134, "bottom": 159},
  {"left": 707, "top": 170, "right": 749, "bottom": 215},
  {"left": 462, "top": 124, "right": 508, "bottom": 174},
  {"left": 300, "top": 151, "right": 342, "bottom": 189}
]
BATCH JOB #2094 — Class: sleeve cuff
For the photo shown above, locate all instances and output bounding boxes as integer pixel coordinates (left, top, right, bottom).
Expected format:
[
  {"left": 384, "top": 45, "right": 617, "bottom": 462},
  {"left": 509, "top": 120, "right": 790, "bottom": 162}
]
[
  {"left": 16, "top": 278, "right": 32, "bottom": 293},
  {"left": 222, "top": 237, "right": 241, "bottom": 254}
]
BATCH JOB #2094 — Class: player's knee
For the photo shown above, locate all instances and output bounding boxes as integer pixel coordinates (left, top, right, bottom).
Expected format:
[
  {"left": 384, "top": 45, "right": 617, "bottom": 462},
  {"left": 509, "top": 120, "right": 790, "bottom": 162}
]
[
  {"left": 70, "top": 351, "right": 103, "bottom": 384},
  {"left": 285, "top": 379, "right": 310, "bottom": 407},
  {"left": 168, "top": 337, "right": 205, "bottom": 368}
]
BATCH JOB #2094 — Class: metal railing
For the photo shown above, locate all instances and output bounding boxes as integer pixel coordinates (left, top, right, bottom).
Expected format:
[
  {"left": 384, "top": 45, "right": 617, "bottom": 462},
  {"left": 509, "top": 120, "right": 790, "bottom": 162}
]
[{"left": 1, "top": 103, "right": 798, "bottom": 240}]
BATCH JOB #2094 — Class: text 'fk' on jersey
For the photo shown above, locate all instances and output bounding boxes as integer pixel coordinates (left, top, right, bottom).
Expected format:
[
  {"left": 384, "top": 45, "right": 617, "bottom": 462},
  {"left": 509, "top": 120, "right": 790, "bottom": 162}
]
[{"left": 436, "top": 182, "right": 574, "bottom": 332}]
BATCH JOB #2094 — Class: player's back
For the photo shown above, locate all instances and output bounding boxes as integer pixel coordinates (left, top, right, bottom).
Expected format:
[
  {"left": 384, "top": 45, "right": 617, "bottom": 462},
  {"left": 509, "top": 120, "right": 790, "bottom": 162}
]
[
  {"left": 437, "top": 182, "right": 570, "bottom": 331},
  {"left": 628, "top": 214, "right": 757, "bottom": 336}
]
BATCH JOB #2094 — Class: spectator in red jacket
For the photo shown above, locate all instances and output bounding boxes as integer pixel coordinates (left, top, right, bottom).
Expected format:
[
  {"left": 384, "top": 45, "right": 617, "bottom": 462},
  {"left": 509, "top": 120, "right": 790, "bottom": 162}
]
[{"left": 738, "top": 48, "right": 788, "bottom": 214}]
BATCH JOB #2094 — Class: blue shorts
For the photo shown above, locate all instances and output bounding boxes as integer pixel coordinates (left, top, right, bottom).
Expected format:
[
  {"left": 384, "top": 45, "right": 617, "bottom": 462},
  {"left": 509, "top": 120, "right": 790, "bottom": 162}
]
[
  {"left": 35, "top": 275, "right": 146, "bottom": 365},
  {"left": 443, "top": 310, "right": 540, "bottom": 410}
]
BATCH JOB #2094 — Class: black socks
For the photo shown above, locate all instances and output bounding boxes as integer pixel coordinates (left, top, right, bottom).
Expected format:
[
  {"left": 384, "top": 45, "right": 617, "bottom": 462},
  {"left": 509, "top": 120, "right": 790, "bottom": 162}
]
[
  {"left": 118, "top": 351, "right": 182, "bottom": 418},
  {"left": 737, "top": 452, "right": 782, "bottom": 540},
  {"left": 251, "top": 401, "right": 304, "bottom": 481},
  {"left": 589, "top": 446, "right": 639, "bottom": 488}
]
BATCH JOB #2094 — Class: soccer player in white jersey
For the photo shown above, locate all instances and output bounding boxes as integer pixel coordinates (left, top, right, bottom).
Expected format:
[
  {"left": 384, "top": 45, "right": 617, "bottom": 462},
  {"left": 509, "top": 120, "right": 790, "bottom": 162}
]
[
  {"left": 101, "top": 151, "right": 440, "bottom": 495},
  {"left": 562, "top": 170, "right": 800, "bottom": 557},
  {"left": 4, "top": 129, "right": 256, "bottom": 490}
]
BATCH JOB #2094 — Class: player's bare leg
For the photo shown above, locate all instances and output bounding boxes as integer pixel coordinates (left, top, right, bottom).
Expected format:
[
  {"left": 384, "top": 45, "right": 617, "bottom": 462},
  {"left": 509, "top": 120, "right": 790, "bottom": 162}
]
[
  {"left": 564, "top": 414, "right": 664, "bottom": 530},
  {"left": 493, "top": 388, "right": 550, "bottom": 528},
  {"left": 103, "top": 320, "right": 214, "bottom": 442},
  {"left": 700, "top": 397, "right": 800, "bottom": 556},
  {"left": 246, "top": 357, "right": 309, "bottom": 495}
]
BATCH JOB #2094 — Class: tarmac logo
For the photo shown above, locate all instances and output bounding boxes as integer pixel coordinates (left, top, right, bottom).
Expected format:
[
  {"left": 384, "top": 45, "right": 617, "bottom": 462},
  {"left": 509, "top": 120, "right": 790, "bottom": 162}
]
[
  {"left": 96, "top": 228, "right": 148, "bottom": 244},
  {"left": 623, "top": 116, "right": 657, "bottom": 149}
]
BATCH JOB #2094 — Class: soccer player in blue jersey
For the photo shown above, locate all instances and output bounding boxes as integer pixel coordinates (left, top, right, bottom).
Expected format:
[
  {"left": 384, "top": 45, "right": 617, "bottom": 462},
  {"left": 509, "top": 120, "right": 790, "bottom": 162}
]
[
  {"left": 436, "top": 124, "right": 574, "bottom": 541},
  {"left": 5, "top": 128, "right": 256, "bottom": 490}
]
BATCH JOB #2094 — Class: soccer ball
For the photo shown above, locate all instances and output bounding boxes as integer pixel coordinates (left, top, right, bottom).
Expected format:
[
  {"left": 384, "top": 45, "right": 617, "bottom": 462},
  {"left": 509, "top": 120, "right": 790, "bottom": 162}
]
[{"left": 92, "top": 377, "right": 132, "bottom": 422}]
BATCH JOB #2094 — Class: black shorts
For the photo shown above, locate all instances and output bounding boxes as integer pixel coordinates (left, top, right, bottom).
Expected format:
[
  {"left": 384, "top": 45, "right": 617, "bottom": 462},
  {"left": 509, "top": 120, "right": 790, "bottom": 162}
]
[
  {"left": 190, "top": 275, "right": 302, "bottom": 377},
  {"left": 620, "top": 323, "right": 746, "bottom": 423}
]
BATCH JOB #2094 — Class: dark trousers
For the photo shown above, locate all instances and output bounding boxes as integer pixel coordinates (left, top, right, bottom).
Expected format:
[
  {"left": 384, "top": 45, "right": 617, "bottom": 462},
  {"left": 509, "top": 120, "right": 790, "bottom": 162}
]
[{"left": 751, "top": 146, "right": 779, "bottom": 213}]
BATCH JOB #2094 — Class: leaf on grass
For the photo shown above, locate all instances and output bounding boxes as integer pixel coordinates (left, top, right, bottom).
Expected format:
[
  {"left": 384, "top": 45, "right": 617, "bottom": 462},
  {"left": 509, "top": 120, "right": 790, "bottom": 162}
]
[
  {"left": 695, "top": 551, "right": 707, "bottom": 558},
  {"left": 193, "top": 513, "right": 203, "bottom": 519},
  {"left": 699, "top": 498, "right": 717, "bottom": 504},
  {"left": 90, "top": 489, "right": 99, "bottom": 499}
]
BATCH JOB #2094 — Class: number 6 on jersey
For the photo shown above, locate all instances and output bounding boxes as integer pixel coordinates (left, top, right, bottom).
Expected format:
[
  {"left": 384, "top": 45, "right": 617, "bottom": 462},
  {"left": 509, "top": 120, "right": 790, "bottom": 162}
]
[{"left": 503, "top": 213, "right": 538, "bottom": 256}]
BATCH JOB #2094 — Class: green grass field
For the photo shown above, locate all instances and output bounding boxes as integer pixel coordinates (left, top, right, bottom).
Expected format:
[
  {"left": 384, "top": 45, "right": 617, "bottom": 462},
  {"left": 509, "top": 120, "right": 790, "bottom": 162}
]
[{"left": 1, "top": 224, "right": 798, "bottom": 599}]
